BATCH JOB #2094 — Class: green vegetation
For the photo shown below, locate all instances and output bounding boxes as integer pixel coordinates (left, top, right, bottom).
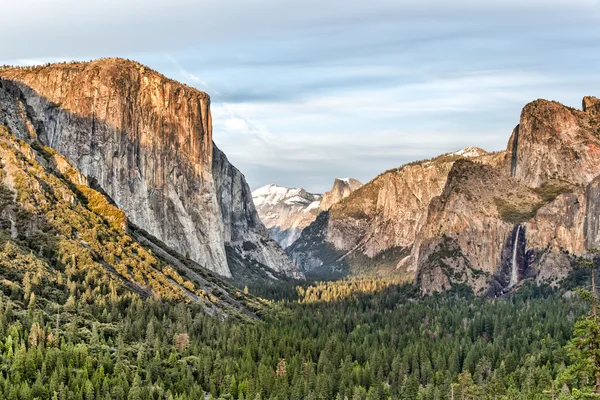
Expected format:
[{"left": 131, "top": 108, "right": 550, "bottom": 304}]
[
  {"left": 0, "top": 125, "right": 598, "bottom": 399},
  {"left": 0, "top": 266, "right": 594, "bottom": 400},
  {"left": 0, "top": 124, "right": 264, "bottom": 314},
  {"left": 495, "top": 182, "right": 572, "bottom": 224},
  {"left": 494, "top": 197, "right": 541, "bottom": 224},
  {"left": 533, "top": 182, "right": 573, "bottom": 203}
]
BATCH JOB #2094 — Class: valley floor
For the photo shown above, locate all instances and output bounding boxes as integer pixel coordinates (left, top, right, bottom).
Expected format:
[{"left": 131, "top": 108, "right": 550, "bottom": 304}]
[{"left": 0, "top": 270, "right": 596, "bottom": 400}]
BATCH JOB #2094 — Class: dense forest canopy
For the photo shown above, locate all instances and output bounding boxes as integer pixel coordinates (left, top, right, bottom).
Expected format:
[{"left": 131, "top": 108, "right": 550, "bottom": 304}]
[{"left": 2, "top": 255, "right": 600, "bottom": 400}]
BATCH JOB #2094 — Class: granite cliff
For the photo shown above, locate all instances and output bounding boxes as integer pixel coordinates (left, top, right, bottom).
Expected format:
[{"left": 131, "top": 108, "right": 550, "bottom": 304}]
[
  {"left": 290, "top": 98, "right": 600, "bottom": 294},
  {"left": 0, "top": 116, "right": 262, "bottom": 318},
  {"left": 414, "top": 97, "right": 600, "bottom": 294},
  {"left": 0, "top": 59, "right": 301, "bottom": 280},
  {"left": 288, "top": 148, "right": 494, "bottom": 277},
  {"left": 319, "top": 178, "right": 363, "bottom": 211}
]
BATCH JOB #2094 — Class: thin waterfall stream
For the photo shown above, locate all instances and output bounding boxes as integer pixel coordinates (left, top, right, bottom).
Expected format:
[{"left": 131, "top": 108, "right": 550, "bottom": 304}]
[{"left": 509, "top": 225, "right": 521, "bottom": 287}]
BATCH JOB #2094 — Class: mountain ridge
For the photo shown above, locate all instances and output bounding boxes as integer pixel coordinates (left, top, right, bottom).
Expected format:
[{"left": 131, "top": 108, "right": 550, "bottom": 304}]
[
  {"left": 252, "top": 178, "right": 362, "bottom": 249},
  {"left": 286, "top": 99, "right": 600, "bottom": 294},
  {"left": 0, "top": 58, "right": 302, "bottom": 281}
]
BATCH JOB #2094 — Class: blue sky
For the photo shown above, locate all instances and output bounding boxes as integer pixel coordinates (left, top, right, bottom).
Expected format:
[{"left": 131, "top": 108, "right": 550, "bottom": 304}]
[{"left": 2, "top": 0, "right": 600, "bottom": 192}]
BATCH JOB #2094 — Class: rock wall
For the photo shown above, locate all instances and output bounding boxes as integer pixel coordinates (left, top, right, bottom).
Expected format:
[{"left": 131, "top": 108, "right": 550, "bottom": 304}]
[
  {"left": 415, "top": 97, "right": 600, "bottom": 293},
  {"left": 290, "top": 96, "right": 600, "bottom": 293},
  {"left": 319, "top": 178, "right": 363, "bottom": 211},
  {"left": 289, "top": 150, "right": 498, "bottom": 276},
  {"left": 0, "top": 59, "right": 300, "bottom": 279},
  {"left": 508, "top": 98, "right": 600, "bottom": 187}
]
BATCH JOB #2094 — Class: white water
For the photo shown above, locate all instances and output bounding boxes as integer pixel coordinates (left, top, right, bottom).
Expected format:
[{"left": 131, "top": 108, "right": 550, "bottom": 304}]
[{"left": 509, "top": 225, "right": 521, "bottom": 287}]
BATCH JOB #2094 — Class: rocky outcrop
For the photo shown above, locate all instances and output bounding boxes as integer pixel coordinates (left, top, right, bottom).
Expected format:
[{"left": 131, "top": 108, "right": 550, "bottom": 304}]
[
  {"left": 507, "top": 99, "right": 600, "bottom": 187},
  {"left": 0, "top": 111, "right": 259, "bottom": 317},
  {"left": 319, "top": 178, "right": 363, "bottom": 211},
  {"left": 0, "top": 59, "right": 301, "bottom": 279},
  {"left": 412, "top": 159, "right": 540, "bottom": 294},
  {"left": 583, "top": 96, "right": 600, "bottom": 114},
  {"left": 290, "top": 96, "right": 600, "bottom": 293},
  {"left": 213, "top": 149, "right": 303, "bottom": 279},
  {"left": 586, "top": 176, "right": 600, "bottom": 250},
  {"left": 415, "top": 97, "right": 600, "bottom": 294}
]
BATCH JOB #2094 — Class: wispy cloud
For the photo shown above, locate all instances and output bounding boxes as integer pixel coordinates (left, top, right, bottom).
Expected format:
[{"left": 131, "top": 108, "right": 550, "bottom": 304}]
[
  {"left": 2, "top": 1, "right": 599, "bottom": 192},
  {"left": 165, "top": 54, "right": 221, "bottom": 95}
]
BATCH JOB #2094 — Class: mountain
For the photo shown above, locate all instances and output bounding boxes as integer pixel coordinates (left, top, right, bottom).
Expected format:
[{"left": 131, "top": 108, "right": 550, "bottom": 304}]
[
  {"left": 319, "top": 178, "right": 363, "bottom": 211},
  {"left": 0, "top": 118, "right": 263, "bottom": 319},
  {"left": 252, "top": 184, "right": 322, "bottom": 248},
  {"left": 0, "top": 59, "right": 302, "bottom": 281},
  {"left": 415, "top": 97, "right": 600, "bottom": 294},
  {"left": 252, "top": 178, "right": 362, "bottom": 249},
  {"left": 290, "top": 98, "right": 600, "bottom": 293},
  {"left": 288, "top": 147, "right": 496, "bottom": 277}
]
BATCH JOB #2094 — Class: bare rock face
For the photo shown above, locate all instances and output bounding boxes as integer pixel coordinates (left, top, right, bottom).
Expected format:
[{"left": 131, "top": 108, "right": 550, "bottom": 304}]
[
  {"left": 508, "top": 99, "right": 600, "bottom": 187},
  {"left": 291, "top": 95, "right": 600, "bottom": 293},
  {"left": 319, "top": 178, "right": 363, "bottom": 211},
  {"left": 415, "top": 97, "right": 600, "bottom": 294},
  {"left": 288, "top": 149, "right": 495, "bottom": 276},
  {"left": 412, "top": 159, "right": 541, "bottom": 294},
  {"left": 583, "top": 96, "right": 600, "bottom": 114},
  {"left": 213, "top": 148, "right": 303, "bottom": 279},
  {"left": 0, "top": 59, "right": 301, "bottom": 279}
]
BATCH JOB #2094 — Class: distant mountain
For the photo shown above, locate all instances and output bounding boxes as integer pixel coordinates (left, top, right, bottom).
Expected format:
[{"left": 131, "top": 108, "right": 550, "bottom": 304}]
[
  {"left": 253, "top": 178, "right": 362, "bottom": 248},
  {"left": 288, "top": 96, "right": 600, "bottom": 294},
  {"left": 319, "top": 178, "right": 363, "bottom": 211},
  {"left": 0, "top": 58, "right": 303, "bottom": 281},
  {"left": 252, "top": 185, "right": 322, "bottom": 248}
]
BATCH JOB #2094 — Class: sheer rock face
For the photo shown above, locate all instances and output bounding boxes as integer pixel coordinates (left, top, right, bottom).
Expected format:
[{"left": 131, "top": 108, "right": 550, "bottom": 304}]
[
  {"left": 213, "top": 148, "right": 303, "bottom": 279},
  {"left": 583, "top": 96, "right": 600, "bottom": 114},
  {"left": 319, "top": 178, "right": 363, "bottom": 211},
  {"left": 412, "top": 160, "right": 537, "bottom": 294},
  {"left": 288, "top": 150, "right": 496, "bottom": 276},
  {"left": 508, "top": 99, "right": 600, "bottom": 187},
  {"left": 0, "top": 59, "right": 300, "bottom": 279},
  {"left": 415, "top": 97, "right": 600, "bottom": 293},
  {"left": 291, "top": 96, "right": 600, "bottom": 292}
]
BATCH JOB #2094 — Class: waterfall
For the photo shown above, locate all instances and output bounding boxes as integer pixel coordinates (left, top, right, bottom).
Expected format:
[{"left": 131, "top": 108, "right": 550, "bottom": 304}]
[{"left": 509, "top": 225, "right": 521, "bottom": 287}]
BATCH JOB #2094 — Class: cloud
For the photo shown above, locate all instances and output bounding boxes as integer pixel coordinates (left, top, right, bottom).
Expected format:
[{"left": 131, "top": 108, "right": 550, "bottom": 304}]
[
  {"left": 165, "top": 55, "right": 221, "bottom": 95},
  {"left": 210, "top": 65, "right": 597, "bottom": 192},
  {"left": 1, "top": 0, "right": 599, "bottom": 192}
]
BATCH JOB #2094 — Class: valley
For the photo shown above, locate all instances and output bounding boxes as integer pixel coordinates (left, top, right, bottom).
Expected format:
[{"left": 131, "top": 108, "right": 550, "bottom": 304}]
[{"left": 0, "top": 59, "right": 599, "bottom": 399}]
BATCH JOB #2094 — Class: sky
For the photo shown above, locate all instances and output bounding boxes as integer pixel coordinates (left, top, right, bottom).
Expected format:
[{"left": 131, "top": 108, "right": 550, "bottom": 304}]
[{"left": 1, "top": 0, "right": 600, "bottom": 193}]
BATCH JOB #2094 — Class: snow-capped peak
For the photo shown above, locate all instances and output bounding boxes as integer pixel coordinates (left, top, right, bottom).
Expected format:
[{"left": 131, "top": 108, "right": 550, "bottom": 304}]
[
  {"left": 252, "top": 184, "right": 306, "bottom": 207},
  {"left": 450, "top": 146, "right": 487, "bottom": 158}
]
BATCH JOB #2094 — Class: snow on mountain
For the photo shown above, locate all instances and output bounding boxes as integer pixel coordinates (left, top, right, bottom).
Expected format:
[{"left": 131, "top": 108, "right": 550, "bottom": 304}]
[
  {"left": 252, "top": 178, "right": 362, "bottom": 248},
  {"left": 450, "top": 146, "right": 488, "bottom": 158},
  {"left": 252, "top": 184, "right": 323, "bottom": 248}
]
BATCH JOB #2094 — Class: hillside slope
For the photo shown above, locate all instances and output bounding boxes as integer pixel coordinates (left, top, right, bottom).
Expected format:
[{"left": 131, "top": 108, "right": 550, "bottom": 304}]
[
  {"left": 0, "top": 119, "right": 263, "bottom": 318},
  {"left": 288, "top": 148, "right": 499, "bottom": 277},
  {"left": 0, "top": 59, "right": 301, "bottom": 280}
]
